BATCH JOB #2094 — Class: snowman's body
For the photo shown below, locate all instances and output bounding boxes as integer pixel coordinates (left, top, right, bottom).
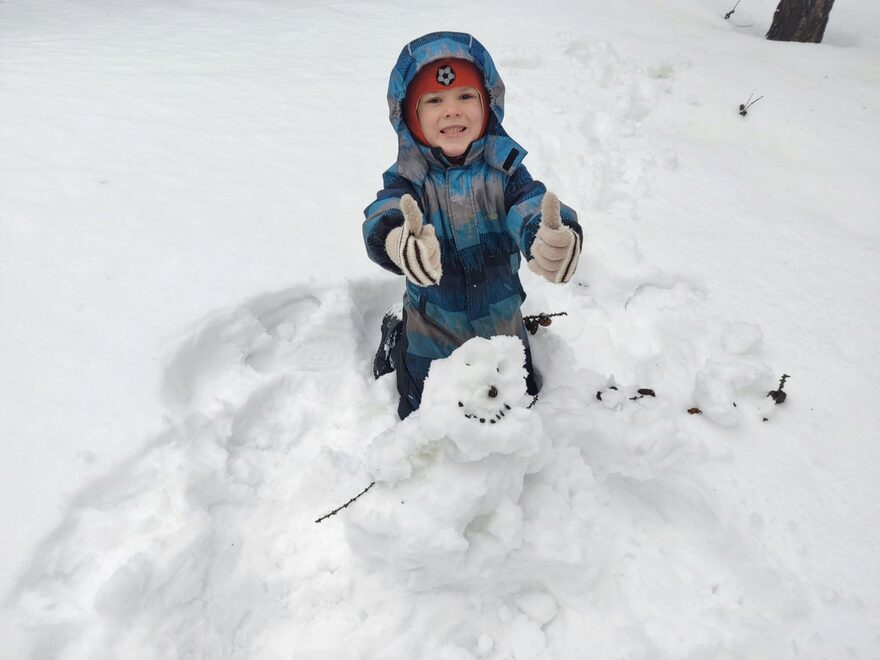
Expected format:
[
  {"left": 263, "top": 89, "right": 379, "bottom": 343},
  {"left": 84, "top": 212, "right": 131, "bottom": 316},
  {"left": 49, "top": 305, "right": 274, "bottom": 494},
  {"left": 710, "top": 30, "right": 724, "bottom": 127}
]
[{"left": 345, "top": 336, "right": 546, "bottom": 588}]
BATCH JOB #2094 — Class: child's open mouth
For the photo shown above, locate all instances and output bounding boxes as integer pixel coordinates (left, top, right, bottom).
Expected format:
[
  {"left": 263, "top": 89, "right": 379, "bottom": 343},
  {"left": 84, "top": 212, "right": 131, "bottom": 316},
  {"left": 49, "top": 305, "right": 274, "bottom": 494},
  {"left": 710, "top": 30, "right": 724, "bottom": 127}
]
[{"left": 441, "top": 126, "right": 467, "bottom": 135}]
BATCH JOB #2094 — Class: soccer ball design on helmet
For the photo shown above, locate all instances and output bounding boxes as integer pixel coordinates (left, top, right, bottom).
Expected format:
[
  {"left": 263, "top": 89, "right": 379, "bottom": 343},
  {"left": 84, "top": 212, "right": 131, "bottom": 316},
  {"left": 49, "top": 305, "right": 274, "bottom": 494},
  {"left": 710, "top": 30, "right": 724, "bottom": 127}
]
[{"left": 436, "top": 64, "right": 456, "bottom": 86}]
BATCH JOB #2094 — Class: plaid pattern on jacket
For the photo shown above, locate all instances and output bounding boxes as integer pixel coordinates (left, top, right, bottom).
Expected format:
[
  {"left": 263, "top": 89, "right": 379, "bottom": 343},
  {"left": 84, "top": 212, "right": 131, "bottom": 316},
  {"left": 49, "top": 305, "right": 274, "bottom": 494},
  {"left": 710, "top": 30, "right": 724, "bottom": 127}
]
[{"left": 363, "top": 32, "right": 581, "bottom": 416}]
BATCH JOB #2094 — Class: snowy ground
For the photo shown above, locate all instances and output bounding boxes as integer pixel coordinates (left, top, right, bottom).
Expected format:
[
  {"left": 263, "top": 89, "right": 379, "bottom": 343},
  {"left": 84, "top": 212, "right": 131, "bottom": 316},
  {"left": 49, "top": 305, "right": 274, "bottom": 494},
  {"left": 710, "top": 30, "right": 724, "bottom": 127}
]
[{"left": 2, "top": 0, "right": 879, "bottom": 657}]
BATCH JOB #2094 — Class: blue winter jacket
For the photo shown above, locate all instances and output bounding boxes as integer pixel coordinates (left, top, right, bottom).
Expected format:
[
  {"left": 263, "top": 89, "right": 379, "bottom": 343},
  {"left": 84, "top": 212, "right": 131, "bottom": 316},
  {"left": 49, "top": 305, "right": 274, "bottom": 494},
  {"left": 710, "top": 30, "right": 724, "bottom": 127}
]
[{"left": 363, "top": 32, "right": 580, "bottom": 415}]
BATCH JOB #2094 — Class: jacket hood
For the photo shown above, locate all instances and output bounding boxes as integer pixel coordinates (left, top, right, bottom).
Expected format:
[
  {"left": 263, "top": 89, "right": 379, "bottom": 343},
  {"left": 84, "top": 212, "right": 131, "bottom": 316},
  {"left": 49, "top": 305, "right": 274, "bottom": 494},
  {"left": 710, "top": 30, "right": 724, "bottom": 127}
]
[{"left": 387, "top": 32, "right": 526, "bottom": 182}]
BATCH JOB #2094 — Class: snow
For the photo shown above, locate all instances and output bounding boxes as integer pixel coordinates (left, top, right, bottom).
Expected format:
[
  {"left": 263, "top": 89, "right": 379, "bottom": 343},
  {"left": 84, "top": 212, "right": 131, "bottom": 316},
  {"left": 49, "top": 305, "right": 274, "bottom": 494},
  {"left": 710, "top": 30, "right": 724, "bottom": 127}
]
[{"left": 2, "top": 0, "right": 879, "bottom": 657}]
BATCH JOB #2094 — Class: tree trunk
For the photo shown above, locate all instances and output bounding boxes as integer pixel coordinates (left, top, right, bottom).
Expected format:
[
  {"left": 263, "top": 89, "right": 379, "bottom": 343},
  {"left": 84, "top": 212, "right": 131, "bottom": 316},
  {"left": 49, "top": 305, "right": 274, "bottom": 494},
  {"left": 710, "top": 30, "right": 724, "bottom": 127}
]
[{"left": 766, "top": 0, "right": 835, "bottom": 43}]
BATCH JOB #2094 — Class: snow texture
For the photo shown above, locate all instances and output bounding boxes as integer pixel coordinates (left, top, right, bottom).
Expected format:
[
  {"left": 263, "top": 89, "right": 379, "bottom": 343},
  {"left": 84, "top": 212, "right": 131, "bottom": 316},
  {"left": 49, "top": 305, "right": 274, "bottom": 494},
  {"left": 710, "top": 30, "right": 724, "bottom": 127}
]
[{"left": 2, "top": 0, "right": 879, "bottom": 657}]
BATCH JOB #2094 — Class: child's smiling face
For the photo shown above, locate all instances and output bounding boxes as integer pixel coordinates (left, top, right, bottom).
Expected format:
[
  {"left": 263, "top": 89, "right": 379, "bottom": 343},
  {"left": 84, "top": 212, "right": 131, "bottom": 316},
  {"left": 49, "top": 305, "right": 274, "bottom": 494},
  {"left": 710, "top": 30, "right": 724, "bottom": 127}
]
[{"left": 416, "top": 87, "right": 484, "bottom": 158}]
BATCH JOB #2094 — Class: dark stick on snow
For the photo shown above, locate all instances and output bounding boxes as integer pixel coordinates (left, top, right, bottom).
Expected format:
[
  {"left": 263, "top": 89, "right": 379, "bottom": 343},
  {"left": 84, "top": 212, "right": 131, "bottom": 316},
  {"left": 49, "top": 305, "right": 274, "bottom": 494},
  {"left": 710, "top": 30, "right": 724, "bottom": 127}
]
[
  {"left": 768, "top": 373, "right": 790, "bottom": 404},
  {"left": 315, "top": 482, "right": 376, "bottom": 524},
  {"left": 739, "top": 94, "right": 764, "bottom": 116},
  {"left": 523, "top": 311, "right": 568, "bottom": 335},
  {"left": 725, "top": 0, "right": 742, "bottom": 20}
]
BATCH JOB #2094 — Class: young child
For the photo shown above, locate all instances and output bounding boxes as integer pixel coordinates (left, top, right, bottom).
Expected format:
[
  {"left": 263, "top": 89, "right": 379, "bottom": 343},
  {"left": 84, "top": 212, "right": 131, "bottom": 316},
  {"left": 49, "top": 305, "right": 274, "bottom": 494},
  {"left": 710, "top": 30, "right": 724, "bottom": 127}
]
[{"left": 363, "top": 31, "right": 582, "bottom": 419}]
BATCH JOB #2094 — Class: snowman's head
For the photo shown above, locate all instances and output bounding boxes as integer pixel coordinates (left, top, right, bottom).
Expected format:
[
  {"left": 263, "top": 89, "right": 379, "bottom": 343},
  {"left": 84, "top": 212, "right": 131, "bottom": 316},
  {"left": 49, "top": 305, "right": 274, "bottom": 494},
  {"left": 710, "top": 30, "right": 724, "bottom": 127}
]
[{"left": 418, "top": 336, "right": 538, "bottom": 457}]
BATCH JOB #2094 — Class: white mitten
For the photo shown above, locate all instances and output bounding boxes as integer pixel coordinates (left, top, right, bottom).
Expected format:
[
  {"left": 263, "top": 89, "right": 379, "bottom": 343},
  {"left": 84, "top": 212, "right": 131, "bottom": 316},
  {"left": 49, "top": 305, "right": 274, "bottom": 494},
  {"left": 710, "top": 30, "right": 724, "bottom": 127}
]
[
  {"left": 527, "top": 191, "right": 581, "bottom": 284},
  {"left": 385, "top": 194, "right": 443, "bottom": 286}
]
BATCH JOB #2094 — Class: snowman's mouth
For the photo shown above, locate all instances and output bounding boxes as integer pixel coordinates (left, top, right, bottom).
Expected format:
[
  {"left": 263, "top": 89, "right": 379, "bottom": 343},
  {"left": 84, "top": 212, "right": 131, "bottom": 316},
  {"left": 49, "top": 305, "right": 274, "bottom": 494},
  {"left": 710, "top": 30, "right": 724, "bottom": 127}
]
[{"left": 458, "top": 401, "right": 511, "bottom": 424}]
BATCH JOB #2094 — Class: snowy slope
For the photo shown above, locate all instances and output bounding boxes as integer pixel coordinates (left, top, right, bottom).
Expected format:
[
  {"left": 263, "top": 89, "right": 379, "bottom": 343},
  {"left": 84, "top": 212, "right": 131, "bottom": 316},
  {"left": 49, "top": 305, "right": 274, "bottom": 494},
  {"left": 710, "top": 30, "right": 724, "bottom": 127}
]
[{"left": 2, "top": 0, "right": 879, "bottom": 657}]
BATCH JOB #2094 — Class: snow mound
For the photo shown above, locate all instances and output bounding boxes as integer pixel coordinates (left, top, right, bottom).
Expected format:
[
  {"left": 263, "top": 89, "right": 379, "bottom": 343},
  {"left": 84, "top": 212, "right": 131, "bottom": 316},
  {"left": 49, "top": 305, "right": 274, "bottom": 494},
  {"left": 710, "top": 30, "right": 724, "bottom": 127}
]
[
  {"left": 346, "top": 336, "right": 593, "bottom": 590},
  {"left": 6, "top": 276, "right": 827, "bottom": 658}
]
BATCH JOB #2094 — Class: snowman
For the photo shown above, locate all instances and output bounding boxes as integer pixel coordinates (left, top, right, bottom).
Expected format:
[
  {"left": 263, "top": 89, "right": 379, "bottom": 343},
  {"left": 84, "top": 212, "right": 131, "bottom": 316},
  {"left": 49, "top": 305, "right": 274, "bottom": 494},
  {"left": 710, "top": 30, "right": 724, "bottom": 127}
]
[{"left": 345, "top": 335, "right": 546, "bottom": 587}]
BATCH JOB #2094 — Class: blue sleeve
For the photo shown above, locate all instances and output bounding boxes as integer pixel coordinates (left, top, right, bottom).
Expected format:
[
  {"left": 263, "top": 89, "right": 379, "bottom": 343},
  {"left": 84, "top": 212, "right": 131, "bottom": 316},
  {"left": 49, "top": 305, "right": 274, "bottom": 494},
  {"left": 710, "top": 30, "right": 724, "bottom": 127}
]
[
  {"left": 503, "top": 165, "right": 581, "bottom": 259},
  {"left": 362, "top": 167, "right": 419, "bottom": 275}
]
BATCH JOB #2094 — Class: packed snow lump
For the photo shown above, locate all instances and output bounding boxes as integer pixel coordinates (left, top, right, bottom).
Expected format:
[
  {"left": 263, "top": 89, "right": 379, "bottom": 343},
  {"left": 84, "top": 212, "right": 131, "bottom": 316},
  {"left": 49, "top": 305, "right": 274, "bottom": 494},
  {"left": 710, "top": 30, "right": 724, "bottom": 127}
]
[
  {"left": 6, "top": 282, "right": 829, "bottom": 658},
  {"left": 346, "top": 336, "right": 595, "bottom": 591}
]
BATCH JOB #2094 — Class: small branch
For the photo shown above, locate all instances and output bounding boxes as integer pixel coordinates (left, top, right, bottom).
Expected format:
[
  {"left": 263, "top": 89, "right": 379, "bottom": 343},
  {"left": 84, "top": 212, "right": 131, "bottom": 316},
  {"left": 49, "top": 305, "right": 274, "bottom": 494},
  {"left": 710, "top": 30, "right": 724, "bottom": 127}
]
[
  {"left": 768, "top": 373, "right": 790, "bottom": 404},
  {"left": 724, "top": 0, "right": 742, "bottom": 20},
  {"left": 315, "top": 482, "right": 376, "bottom": 523},
  {"left": 739, "top": 94, "right": 764, "bottom": 116},
  {"left": 524, "top": 311, "right": 568, "bottom": 335}
]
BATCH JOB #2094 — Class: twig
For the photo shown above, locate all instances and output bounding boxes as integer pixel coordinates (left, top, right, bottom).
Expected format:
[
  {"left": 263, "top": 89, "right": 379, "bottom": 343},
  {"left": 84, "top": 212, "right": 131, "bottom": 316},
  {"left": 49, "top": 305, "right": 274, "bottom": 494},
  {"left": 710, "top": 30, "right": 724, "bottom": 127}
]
[
  {"left": 524, "top": 311, "right": 568, "bottom": 335},
  {"left": 724, "top": 0, "right": 742, "bottom": 20},
  {"left": 768, "top": 373, "right": 790, "bottom": 404},
  {"left": 739, "top": 94, "right": 764, "bottom": 116},
  {"left": 315, "top": 482, "right": 376, "bottom": 523}
]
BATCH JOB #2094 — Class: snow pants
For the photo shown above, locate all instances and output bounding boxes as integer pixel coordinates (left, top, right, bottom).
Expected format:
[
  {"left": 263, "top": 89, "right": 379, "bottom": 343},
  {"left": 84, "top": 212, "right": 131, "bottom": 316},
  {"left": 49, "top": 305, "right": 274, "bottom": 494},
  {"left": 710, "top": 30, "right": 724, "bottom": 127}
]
[{"left": 392, "top": 307, "right": 540, "bottom": 420}]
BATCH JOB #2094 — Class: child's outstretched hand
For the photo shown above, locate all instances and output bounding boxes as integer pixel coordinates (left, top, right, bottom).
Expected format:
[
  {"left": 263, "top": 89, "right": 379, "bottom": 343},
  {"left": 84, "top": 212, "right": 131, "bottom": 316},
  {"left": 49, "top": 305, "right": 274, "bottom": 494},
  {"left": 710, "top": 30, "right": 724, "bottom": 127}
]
[
  {"left": 528, "top": 191, "right": 581, "bottom": 284},
  {"left": 384, "top": 194, "right": 443, "bottom": 286}
]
